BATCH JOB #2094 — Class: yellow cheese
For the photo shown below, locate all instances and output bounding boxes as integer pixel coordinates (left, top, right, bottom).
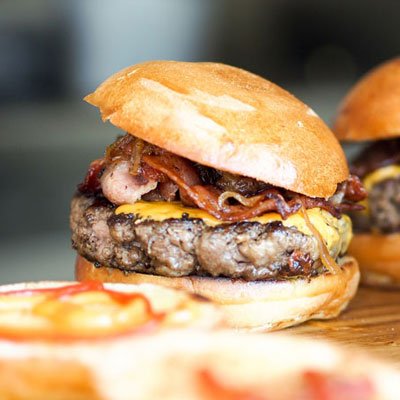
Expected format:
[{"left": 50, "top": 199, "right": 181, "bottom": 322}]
[
  {"left": 116, "top": 202, "right": 352, "bottom": 257},
  {"left": 361, "top": 165, "right": 400, "bottom": 214},
  {"left": 363, "top": 165, "right": 400, "bottom": 192}
]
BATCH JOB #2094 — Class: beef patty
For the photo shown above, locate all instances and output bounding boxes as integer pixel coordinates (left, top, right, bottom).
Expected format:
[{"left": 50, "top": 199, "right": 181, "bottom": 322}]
[
  {"left": 351, "top": 177, "right": 400, "bottom": 234},
  {"left": 369, "top": 177, "right": 400, "bottom": 233},
  {"left": 70, "top": 194, "right": 345, "bottom": 281}
]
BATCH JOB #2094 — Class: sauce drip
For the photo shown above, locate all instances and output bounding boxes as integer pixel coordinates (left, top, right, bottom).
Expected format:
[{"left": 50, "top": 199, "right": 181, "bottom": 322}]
[
  {"left": 0, "top": 281, "right": 161, "bottom": 342},
  {"left": 4, "top": 281, "right": 152, "bottom": 306}
]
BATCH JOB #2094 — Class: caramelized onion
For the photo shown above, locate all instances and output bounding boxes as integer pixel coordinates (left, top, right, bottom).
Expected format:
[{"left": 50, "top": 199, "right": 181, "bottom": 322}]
[
  {"left": 130, "top": 139, "right": 144, "bottom": 175},
  {"left": 299, "top": 205, "right": 341, "bottom": 275},
  {"left": 144, "top": 154, "right": 304, "bottom": 221},
  {"left": 105, "top": 134, "right": 134, "bottom": 163},
  {"left": 217, "top": 191, "right": 263, "bottom": 210},
  {"left": 81, "top": 134, "right": 366, "bottom": 221}
]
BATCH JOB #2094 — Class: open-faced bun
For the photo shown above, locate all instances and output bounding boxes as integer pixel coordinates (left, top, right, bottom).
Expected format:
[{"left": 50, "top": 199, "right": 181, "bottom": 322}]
[
  {"left": 1, "top": 330, "right": 399, "bottom": 399},
  {"left": 334, "top": 57, "right": 400, "bottom": 141},
  {"left": 76, "top": 255, "right": 360, "bottom": 332},
  {"left": 347, "top": 233, "right": 400, "bottom": 287},
  {"left": 85, "top": 61, "right": 348, "bottom": 198}
]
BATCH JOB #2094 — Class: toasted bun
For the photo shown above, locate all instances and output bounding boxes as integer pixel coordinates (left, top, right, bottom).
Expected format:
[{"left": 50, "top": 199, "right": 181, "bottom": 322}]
[
  {"left": 76, "top": 255, "right": 360, "bottom": 332},
  {"left": 348, "top": 232, "right": 400, "bottom": 287},
  {"left": 1, "top": 330, "right": 399, "bottom": 400},
  {"left": 85, "top": 61, "right": 348, "bottom": 198},
  {"left": 334, "top": 58, "right": 400, "bottom": 141}
]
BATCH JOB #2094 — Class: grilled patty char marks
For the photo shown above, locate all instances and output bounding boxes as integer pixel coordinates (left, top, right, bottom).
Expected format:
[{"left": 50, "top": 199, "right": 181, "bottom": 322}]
[{"left": 70, "top": 194, "right": 351, "bottom": 280}]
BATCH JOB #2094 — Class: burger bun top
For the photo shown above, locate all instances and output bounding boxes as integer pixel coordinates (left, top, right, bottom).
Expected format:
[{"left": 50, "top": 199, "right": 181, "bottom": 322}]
[
  {"left": 334, "top": 57, "right": 400, "bottom": 142},
  {"left": 85, "top": 61, "right": 348, "bottom": 198}
]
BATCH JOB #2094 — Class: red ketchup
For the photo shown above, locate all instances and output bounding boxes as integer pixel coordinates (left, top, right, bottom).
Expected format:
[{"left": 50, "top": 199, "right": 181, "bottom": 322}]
[{"left": 0, "top": 281, "right": 162, "bottom": 342}]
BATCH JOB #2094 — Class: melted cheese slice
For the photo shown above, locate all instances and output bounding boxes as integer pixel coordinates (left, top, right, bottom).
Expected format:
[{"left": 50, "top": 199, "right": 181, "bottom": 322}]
[
  {"left": 116, "top": 202, "right": 352, "bottom": 257},
  {"left": 360, "top": 165, "right": 400, "bottom": 214},
  {"left": 363, "top": 165, "right": 400, "bottom": 192}
]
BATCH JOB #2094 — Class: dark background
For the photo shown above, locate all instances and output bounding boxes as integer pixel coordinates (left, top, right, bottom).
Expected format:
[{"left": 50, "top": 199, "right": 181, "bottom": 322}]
[{"left": 1, "top": 0, "right": 399, "bottom": 282}]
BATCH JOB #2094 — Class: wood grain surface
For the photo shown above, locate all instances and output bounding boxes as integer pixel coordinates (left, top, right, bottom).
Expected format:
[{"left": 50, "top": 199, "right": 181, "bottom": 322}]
[{"left": 287, "top": 287, "right": 400, "bottom": 366}]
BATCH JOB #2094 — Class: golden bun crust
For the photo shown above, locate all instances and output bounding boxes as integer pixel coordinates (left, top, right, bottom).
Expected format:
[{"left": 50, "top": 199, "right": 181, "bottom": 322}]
[
  {"left": 85, "top": 61, "right": 348, "bottom": 198},
  {"left": 76, "top": 255, "right": 360, "bottom": 332},
  {"left": 348, "top": 232, "right": 400, "bottom": 287},
  {"left": 334, "top": 58, "right": 400, "bottom": 141},
  {"left": 1, "top": 331, "right": 399, "bottom": 400}
]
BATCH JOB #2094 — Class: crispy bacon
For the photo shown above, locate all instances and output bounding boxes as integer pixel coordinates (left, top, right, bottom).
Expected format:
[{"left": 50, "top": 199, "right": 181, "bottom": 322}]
[
  {"left": 143, "top": 154, "right": 302, "bottom": 221},
  {"left": 143, "top": 154, "right": 364, "bottom": 221},
  {"left": 78, "top": 158, "right": 105, "bottom": 195},
  {"left": 158, "top": 181, "right": 179, "bottom": 201},
  {"left": 100, "top": 161, "right": 158, "bottom": 205},
  {"left": 140, "top": 163, "right": 168, "bottom": 183},
  {"left": 78, "top": 135, "right": 367, "bottom": 221},
  {"left": 299, "top": 193, "right": 364, "bottom": 219},
  {"left": 342, "top": 175, "right": 367, "bottom": 202}
]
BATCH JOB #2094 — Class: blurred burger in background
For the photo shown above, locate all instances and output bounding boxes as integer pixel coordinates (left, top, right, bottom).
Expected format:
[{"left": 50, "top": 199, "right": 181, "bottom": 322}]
[
  {"left": 334, "top": 57, "right": 400, "bottom": 287},
  {"left": 71, "top": 61, "right": 365, "bottom": 331}
]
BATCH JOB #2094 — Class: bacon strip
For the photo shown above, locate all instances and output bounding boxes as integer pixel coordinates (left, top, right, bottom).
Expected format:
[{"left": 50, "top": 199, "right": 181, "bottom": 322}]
[
  {"left": 143, "top": 154, "right": 302, "bottom": 221},
  {"left": 142, "top": 154, "right": 364, "bottom": 221},
  {"left": 343, "top": 175, "right": 367, "bottom": 202},
  {"left": 78, "top": 158, "right": 105, "bottom": 195},
  {"left": 78, "top": 135, "right": 366, "bottom": 221},
  {"left": 299, "top": 196, "right": 363, "bottom": 219}
]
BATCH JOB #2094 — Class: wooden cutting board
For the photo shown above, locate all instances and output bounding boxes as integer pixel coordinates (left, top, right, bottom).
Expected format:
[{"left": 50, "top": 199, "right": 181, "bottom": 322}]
[{"left": 287, "top": 287, "right": 400, "bottom": 366}]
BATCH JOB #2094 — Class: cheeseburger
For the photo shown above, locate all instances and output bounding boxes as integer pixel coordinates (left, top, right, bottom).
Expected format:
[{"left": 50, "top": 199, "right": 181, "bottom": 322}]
[
  {"left": 334, "top": 58, "right": 400, "bottom": 287},
  {"left": 71, "top": 61, "right": 365, "bottom": 331}
]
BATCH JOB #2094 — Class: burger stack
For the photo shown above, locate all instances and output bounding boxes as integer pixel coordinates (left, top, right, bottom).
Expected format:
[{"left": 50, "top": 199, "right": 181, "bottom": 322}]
[
  {"left": 333, "top": 58, "right": 400, "bottom": 287},
  {"left": 72, "top": 61, "right": 364, "bottom": 331},
  {"left": 0, "top": 60, "right": 399, "bottom": 399}
]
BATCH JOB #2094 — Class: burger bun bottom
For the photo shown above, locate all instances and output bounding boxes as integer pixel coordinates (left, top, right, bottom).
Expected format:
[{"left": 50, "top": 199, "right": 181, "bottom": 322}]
[
  {"left": 76, "top": 255, "right": 360, "bottom": 332},
  {"left": 349, "top": 232, "right": 400, "bottom": 288}
]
